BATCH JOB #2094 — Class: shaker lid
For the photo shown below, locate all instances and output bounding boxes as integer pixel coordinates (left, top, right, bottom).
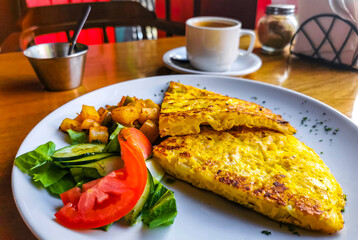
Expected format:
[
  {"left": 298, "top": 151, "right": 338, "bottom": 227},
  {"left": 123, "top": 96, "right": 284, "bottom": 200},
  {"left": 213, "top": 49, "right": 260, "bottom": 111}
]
[{"left": 266, "top": 4, "right": 295, "bottom": 15}]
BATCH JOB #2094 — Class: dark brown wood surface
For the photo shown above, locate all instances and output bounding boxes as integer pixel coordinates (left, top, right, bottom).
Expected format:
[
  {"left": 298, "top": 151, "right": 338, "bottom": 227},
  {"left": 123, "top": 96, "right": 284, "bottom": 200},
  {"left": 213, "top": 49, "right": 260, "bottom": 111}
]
[{"left": 0, "top": 36, "right": 357, "bottom": 239}]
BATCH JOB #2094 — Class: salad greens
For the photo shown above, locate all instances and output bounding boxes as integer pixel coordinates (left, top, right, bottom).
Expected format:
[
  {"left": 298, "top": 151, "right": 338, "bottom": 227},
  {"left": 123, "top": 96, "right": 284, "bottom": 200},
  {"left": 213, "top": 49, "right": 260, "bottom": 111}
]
[
  {"left": 15, "top": 142, "right": 76, "bottom": 195},
  {"left": 142, "top": 179, "right": 177, "bottom": 228},
  {"left": 67, "top": 129, "right": 88, "bottom": 144},
  {"left": 103, "top": 123, "right": 124, "bottom": 153},
  {"left": 14, "top": 123, "right": 178, "bottom": 230}
]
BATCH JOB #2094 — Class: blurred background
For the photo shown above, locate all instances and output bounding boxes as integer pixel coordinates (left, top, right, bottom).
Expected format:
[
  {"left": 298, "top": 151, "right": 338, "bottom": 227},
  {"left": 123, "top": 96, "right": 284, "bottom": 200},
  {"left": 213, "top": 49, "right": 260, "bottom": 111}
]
[{"left": 0, "top": 0, "right": 298, "bottom": 47}]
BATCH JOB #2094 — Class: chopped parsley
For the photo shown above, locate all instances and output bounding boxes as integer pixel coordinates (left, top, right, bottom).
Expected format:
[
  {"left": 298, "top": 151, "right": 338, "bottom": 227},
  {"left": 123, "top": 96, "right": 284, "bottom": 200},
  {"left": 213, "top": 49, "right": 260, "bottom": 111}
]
[
  {"left": 251, "top": 96, "right": 257, "bottom": 100},
  {"left": 261, "top": 230, "right": 271, "bottom": 236},
  {"left": 343, "top": 194, "right": 347, "bottom": 201},
  {"left": 324, "top": 126, "right": 332, "bottom": 132},
  {"left": 301, "top": 117, "right": 308, "bottom": 125}
]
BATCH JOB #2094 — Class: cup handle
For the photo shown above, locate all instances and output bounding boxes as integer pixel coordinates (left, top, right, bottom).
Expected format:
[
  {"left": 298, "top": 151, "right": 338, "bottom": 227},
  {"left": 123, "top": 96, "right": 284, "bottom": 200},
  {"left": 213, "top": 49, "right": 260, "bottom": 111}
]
[{"left": 238, "top": 29, "right": 256, "bottom": 56}]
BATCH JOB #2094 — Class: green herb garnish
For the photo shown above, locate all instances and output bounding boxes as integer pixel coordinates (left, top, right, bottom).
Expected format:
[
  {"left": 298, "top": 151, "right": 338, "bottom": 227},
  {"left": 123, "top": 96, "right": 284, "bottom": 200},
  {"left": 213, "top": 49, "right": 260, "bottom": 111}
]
[
  {"left": 261, "top": 230, "right": 271, "bottom": 236},
  {"left": 301, "top": 117, "right": 308, "bottom": 125},
  {"left": 324, "top": 126, "right": 332, "bottom": 132},
  {"left": 343, "top": 194, "right": 347, "bottom": 201}
]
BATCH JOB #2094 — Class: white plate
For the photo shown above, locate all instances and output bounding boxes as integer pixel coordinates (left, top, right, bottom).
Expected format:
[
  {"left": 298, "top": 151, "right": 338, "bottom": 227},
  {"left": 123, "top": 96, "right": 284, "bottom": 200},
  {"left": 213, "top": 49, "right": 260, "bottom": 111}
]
[
  {"left": 12, "top": 75, "right": 358, "bottom": 240},
  {"left": 163, "top": 47, "right": 262, "bottom": 76}
]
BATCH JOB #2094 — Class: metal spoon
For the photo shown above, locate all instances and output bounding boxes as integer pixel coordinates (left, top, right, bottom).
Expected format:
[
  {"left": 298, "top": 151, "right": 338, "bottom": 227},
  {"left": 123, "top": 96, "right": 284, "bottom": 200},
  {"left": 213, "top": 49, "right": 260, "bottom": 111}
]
[{"left": 68, "top": 5, "right": 92, "bottom": 56}]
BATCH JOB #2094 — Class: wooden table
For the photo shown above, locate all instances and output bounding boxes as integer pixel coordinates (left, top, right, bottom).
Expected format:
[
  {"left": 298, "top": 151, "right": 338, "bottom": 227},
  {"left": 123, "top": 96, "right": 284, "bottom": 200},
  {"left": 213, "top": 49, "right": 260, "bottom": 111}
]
[{"left": 0, "top": 36, "right": 357, "bottom": 239}]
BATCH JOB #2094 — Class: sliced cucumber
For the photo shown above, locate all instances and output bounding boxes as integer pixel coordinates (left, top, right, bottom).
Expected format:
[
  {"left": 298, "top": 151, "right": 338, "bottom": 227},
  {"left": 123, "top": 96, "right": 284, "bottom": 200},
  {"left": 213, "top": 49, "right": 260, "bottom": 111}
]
[
  {"left": 124, "top": 170, "right": 153, "bottom": 226},
  {"left": 70, "top": 155, "right": 124, "bottom": 177},
  {"left": 54, "top": 153, "right": 116, "bottom": 166},
  {"left": 146, "top": 158, "right": 165, "bottom": 183},
  {"left": 52, "top": 143, "right": 106, "bottom": 160}
]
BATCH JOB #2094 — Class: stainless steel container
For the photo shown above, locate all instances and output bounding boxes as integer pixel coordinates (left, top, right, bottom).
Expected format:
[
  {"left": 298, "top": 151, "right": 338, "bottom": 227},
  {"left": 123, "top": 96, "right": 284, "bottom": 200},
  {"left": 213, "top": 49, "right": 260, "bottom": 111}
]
[{"left": 23, "top": 42, "right": 88, "bottom": 91}]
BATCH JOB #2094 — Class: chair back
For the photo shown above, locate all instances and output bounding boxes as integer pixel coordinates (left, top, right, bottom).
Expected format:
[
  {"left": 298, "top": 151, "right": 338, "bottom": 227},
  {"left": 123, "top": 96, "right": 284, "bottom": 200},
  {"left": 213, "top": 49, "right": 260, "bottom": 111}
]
[{"left": 6, "top": 1, "right": 185, "bottom": 51}]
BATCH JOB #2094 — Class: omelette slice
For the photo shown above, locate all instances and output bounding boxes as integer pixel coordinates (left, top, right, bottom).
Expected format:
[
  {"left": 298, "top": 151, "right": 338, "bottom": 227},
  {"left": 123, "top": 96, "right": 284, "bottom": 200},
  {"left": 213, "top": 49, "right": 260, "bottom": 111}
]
[
  {"left": 159, "top": 82, "right": 296, "bottom": 137},
  {"left": 153, "top": 127, "right": 345, "bottom": 233}
]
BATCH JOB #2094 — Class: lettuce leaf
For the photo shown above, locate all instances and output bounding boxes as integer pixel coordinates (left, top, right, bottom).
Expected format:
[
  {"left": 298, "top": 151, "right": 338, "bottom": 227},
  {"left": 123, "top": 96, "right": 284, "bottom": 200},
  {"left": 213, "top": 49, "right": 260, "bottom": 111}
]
[
  {"left": 15, "top": 141, "right": 56, "bottom": 173},
  {"left": 14, "top": 141, "right": 76, "bottom": 196},
  {"left": 67, "top": 129, "right": 88, "bottom": 144},
  {"left": 104, "top": 123, "right": 125, "bottom": 153},
  {"left": 29, "top": 161, "right": 68, "bottom": 187},
  {"left": 141, "top": 181, "right": 177, "bottom": 228},
  {"left": 46, "top": 174, "right": 77, "bottom": 195}
]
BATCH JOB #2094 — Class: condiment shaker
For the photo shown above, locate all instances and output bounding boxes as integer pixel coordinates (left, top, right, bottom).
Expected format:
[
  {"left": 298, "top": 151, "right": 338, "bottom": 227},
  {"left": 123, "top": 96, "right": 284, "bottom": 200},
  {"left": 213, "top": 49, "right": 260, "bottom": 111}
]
[{"left": 258, "top": 4, "right": 298, "bottom": 54}]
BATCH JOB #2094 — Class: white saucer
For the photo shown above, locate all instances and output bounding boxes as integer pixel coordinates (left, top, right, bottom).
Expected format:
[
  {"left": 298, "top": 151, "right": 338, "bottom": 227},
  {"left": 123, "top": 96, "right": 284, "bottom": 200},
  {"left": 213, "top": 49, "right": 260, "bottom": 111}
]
[{"left": 163, "top": 46, "right": 262, "bottom": 76}]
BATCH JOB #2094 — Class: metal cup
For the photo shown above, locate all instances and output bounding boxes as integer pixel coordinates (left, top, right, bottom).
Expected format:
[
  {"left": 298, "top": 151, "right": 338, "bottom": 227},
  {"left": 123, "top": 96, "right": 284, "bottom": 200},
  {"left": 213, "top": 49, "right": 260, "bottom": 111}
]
[{"left": 23, "top": 42, "right": 88, "bottom": 91}]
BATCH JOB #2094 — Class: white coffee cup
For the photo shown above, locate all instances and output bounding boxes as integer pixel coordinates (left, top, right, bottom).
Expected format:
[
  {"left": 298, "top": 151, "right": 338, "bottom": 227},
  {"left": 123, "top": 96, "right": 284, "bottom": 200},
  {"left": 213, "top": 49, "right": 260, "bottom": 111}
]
[{"left": 186, "top": 16, "right": 256, "bottom": 72}]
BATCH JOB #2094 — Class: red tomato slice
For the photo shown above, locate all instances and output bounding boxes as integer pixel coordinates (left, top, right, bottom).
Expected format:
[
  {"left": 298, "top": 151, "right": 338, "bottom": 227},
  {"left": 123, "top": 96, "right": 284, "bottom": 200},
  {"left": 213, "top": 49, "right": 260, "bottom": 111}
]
[
  {"left": 55, "top": 130, "right": 148, "bottom": 229},
  {"left": 119, "top": 127, "right": 152, "bottom": 161},
  {"left": 60, "top": 186, "right": 82, "bottom": 205}
]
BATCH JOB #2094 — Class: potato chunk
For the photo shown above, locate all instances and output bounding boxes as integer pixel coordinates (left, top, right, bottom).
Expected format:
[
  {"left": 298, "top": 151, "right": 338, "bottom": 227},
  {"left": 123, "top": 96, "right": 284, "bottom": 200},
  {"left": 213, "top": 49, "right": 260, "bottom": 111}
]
[
  {"left": 80, "top": 105, "right": 100, "bottom": 122},
  {"left": 59, "top": 118, "right": 82, "bottom": 132},
  {"left": 89, "top": 126, "right": 109, "bottom": 143},
  {"left": 111, "top": 106, "right": 140, "bottom": 126},
  {"left": 81, "top": 118, "right": 100, "bottom": 129},
  {"left": 139, "top": 119, "right": 159, "bottom": 143},
  {"left": 138, "top": 108, "right": 159, "bottom": 124}
]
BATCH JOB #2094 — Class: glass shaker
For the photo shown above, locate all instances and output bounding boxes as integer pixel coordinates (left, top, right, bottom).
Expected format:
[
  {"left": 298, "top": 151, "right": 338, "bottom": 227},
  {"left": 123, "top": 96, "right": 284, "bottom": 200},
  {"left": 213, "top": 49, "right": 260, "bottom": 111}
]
[{"left": 258, "top": 4, "right": 298, "bottom": 54}]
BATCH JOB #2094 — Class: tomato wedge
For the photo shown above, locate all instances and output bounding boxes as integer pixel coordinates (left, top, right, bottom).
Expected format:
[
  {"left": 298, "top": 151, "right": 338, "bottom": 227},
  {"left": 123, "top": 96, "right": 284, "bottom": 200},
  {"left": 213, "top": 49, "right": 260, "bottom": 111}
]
[
  {"left": 55, "top": 128, "right": 150, "bottom": 229},
  {"left": 119, "top": 127, "right": 152, "bottom": 161}
]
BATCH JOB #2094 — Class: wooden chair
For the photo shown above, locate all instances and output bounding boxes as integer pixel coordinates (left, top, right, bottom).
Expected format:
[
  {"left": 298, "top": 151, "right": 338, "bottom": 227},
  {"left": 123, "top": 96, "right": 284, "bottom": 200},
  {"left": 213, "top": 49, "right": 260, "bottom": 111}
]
[{"left": 0, "top": 1, "right": 185, "bottom": 53}]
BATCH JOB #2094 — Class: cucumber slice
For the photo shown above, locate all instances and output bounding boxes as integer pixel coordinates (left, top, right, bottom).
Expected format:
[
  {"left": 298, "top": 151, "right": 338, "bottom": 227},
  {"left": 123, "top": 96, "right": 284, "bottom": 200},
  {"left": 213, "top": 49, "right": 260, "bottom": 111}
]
[
  {"left": 146, "top": 158, "right": 165, "bottom": 183},
  {"left": 52, "top": 143, "right": 106, "bottom": 160},
  {"left": 124, "top": 170, "right": 153, "bottom": 226},
  {"left": 54, "top": 153, "right": 116, "bottom": 166},
  {"left": 69, "top": 155, "right": 124, "bottom": 176}
]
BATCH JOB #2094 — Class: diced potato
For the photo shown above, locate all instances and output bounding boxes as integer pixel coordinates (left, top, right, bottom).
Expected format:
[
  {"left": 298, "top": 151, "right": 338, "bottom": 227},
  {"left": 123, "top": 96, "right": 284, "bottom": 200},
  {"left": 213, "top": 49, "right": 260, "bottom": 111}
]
[
  {"left": 74, "top": 113, "right": 83, "bottom": 123},
  {"left": 80, "top": 105, "right": 100, "bottom": 122},
  {"left": 89, "top": 126, "right": 109, "bottom": 143},
  {"left": 138, "top": 107, "right": 159, "bottom": 124},
  {"left": 97, "top": 107, "right": 106, "bottom": 116},
  {"left": 140, "top": 120, "right": 159, "bottom": 143},
  {"left": 144, "top": 99, "right": 160, "bottom": 109},
  {"left": 123, "top": 96, "right": 136, "bottom": 106},
  {"left": 127, "top": 99, "right": 145, "bottom": 114},
  {"left": 98, "top": 108, "right": 109, "bottom": 124},
  {"left": 111, "top": 106, "right": 140, "bottom": 126},
  {"left": 59, "top": 118, "right": 82, "bottom": 132},
  {"left": 117, "top": 96, "right": 127, "bottom": 107},
  {"left": 81, "top": 118, "right": 100, "bottom": 129}
]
